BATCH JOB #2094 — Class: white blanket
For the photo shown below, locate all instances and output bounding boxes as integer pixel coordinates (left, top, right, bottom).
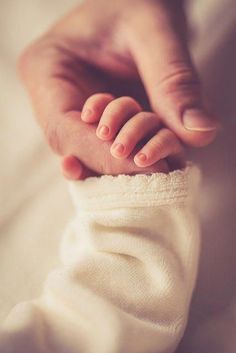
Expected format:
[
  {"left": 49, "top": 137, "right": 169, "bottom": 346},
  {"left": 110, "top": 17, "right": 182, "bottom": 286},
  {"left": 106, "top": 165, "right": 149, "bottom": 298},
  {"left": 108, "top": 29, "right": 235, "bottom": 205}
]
[{"left": 0, "top": 0, "right": 236, "bottom": 352}]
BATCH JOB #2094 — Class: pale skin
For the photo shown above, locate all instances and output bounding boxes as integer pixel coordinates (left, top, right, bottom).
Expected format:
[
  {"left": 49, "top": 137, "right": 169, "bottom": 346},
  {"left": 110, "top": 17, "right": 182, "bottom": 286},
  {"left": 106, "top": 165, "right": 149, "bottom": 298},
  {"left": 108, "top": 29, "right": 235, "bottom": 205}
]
[
  {"left": 76, "top": 93, "right": 185, "bottom": 178},
  {"left": 18, "top": 0, "right": 219, "bottom": 179}
]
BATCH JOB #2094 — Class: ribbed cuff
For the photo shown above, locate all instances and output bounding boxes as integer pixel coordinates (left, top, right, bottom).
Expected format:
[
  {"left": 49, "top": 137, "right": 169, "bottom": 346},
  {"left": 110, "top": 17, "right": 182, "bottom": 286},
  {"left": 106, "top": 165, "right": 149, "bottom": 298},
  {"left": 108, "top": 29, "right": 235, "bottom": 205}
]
[{"left": 68, "top": 163, "right": 200, "bottom": 211}]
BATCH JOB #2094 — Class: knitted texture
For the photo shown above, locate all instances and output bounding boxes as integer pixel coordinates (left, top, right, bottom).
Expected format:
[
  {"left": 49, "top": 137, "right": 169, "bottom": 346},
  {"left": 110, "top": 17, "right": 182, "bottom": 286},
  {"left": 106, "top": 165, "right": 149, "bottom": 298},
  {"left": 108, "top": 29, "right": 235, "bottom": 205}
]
[{"left": 0, "top": 164, "right": 201, "bottom": 353}]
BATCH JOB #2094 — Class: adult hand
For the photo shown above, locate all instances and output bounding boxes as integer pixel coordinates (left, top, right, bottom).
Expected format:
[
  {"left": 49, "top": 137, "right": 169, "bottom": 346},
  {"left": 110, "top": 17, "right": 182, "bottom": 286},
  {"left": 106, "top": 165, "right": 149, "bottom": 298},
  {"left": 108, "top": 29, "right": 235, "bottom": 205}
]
[{"left": 19, "top": 0, "right": 218, "bottom": 179}]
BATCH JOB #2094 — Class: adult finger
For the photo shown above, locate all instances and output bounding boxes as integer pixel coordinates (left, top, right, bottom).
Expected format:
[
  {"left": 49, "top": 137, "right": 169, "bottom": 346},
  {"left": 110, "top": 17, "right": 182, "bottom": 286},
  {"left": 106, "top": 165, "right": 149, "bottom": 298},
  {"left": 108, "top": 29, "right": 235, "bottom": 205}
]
[
  {"left": 18, "top": 35, "right": 99, "bottom": 156},
  {"left": 127, "top": 1, "right": 219, "bottom": 147},
  {"left": 81, "top": 93, "right": 115, "bottom": 123}
]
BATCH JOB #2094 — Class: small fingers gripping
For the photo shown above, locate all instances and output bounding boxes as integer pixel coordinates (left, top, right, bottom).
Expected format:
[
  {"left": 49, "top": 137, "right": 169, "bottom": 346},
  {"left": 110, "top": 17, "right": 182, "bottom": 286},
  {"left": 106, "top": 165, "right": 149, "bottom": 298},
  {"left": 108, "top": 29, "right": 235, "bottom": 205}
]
[
  {"left": 110, "top": 112, "right": 161, "bottom": 159},
  {"left": 95, "top": 96, "right": 142, "bottom": 140},
  {"left": 81, "top": 93, "right": 115, "bottom": 123},
  {"left": 134, "top": 128, "right": 184, "bottom": 167},
  {"left": 80, "top": 93, "right": 185, "bottom": 172}
]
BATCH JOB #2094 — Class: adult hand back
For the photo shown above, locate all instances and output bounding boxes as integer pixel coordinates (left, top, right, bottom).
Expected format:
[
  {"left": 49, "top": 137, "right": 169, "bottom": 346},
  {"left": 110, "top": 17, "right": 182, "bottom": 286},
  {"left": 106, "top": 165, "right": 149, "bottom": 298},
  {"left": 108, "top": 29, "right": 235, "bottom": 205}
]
[{"left": 19, "top": 0, "right": 218, "bottom": 178}]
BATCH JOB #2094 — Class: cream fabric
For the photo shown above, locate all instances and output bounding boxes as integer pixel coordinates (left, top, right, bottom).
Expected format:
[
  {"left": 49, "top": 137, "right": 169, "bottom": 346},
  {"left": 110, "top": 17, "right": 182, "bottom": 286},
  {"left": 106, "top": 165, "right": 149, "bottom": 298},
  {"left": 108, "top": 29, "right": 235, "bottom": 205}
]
[
  {"left": 0, "top": 165, "right": 200, "bottom": 353},
  {"left": 0, "top": 0, "right": 236, "bottom": 351}
]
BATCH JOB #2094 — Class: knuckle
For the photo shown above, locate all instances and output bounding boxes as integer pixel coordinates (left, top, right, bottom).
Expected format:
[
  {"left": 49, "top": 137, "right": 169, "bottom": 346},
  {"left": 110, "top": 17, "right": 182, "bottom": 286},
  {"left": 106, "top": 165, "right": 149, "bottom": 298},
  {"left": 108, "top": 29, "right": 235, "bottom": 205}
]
[
  {"left": 156, "top": 62, "right": 201, "bottom": 103},
  {"left": 17, "top": 46, "right": 35, "bottom": 79},
  {"left": 89, "top": 93, "right": 114, "bottom": 103},
  {"left": 100, "top": 93, "right": 115, "bottom": 101},
  {"left": 17, "top": 35, "right": 54, "bottom": 79},
  {"left": 118, "top": 133, "right": 134, "bottom": 151},
  {"left": 116, "top": 127, "right": 135, "bottom": 147},
  {"left": 132, "top": 112, "right": 160, "bottom": 128},
  {"left": 119, "top": 96, "right": 141, "bottom": 110},
  {"left": 136, "top": 111, "right": 155, "bottom": 120},
  {"left": 17, "top": 35, "right": 48, "bottom": 70},
  {"left": 147, "top": 135, "right": 166, "bottom": 156}
]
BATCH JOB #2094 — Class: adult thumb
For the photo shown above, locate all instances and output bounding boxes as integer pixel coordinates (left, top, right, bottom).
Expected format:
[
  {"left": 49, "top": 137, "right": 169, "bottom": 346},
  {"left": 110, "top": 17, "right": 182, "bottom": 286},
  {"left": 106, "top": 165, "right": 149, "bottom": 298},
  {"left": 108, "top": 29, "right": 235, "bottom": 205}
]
[{"left": 127, "top": 1, "right": 218, "bottom": 147}]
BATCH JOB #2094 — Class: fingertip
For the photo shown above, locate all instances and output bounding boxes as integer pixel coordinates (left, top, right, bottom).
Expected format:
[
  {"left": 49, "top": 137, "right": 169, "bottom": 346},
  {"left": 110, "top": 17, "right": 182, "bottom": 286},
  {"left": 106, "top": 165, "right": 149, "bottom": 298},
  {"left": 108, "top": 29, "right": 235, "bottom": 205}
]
[
  {"left": 96, "top": 96, "right": 142, "bottom": 141},
  {"left": 132, "top": 158, "right": 170, "bottom": 174},
  {"left": 183, "top": 109, "right": 219, "bottom": 133},
  {"left": 181, "top": 103, "right": 221, "bottom": 145},
  {"left": 61, "top": 156, "right": 83, "bottom": 180},
  {"left": 96, "top": 124, "right": 111, "bottom": 140},
  {"left": 181, "top": 127, "right": 219, "bottom": 147},
  {"left": 158, "top": 109, "right": 220, "bottom": 147},
  {"left": 133, "top": 127, "right": 184, "bottom": 168},
  {"left": 134, "top": 152, "right": 148, "bottom": 167},
  {"left": 110, "top": 142, "right": 126, "bottom": 159},
  {"left": 81, "top": 93, "right": 115, "bottom": 124},
  {"left": 81, "top": 108, "right": 95, "bottom": 123},
  {"left": 182, "top": 109, "right": 220, "bottom": 146}
]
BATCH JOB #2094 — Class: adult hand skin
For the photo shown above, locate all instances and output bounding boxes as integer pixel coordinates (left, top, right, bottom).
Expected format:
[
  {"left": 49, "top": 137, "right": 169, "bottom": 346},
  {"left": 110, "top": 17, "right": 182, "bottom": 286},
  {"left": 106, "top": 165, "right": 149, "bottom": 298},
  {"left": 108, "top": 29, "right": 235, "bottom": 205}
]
[{"left": 19, "top": 0, "right": 218, "bottom": 179}]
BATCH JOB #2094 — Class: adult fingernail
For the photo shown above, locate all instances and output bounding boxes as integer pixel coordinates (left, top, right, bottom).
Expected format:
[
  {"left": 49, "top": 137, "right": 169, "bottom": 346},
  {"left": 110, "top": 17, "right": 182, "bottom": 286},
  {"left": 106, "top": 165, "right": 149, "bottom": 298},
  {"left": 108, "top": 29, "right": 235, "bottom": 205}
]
[
  {"left": 97, "top": 125, "right": 109, "bottom": 137},
  {"left": 111, "top": 143, "right": 125, "bottom": 155},
  {"left": 183, "top": 109, "right": 217, "bottom": 132}
]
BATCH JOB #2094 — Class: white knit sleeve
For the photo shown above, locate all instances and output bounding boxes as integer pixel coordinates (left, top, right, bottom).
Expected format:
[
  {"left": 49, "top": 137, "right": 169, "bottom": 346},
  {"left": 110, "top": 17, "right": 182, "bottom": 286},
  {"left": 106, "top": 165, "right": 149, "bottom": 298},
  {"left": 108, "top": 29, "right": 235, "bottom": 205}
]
[{"left": 0, "top": 164, "right": 201, "bottom": 353}]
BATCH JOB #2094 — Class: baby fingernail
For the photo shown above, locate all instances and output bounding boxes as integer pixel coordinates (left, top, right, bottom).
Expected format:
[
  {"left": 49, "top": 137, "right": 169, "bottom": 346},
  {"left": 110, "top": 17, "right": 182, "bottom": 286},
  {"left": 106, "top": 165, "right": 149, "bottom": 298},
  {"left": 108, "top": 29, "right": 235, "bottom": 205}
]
[
  {"left": 97, "top": 125, "right": 109, "bottom": 137},
  {"left": 136, "top": 153, "right": 147, "bottom": 162},
  {"left": 183, "top": 109, "right": 217, "bottom": 132},
  {"left": 81, "top": 108, "right": 92, "bottom": 121},
  {"left": 111, "top": 143, "right": 125, "bottom": 155}
]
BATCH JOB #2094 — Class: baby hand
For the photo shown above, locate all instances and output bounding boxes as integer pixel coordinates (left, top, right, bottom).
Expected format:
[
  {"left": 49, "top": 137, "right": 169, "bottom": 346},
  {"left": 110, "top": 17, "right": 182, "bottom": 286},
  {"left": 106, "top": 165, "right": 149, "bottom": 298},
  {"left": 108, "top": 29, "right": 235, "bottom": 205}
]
[{"left": 81, "top": 93, "right": 184, "bottom": 168}]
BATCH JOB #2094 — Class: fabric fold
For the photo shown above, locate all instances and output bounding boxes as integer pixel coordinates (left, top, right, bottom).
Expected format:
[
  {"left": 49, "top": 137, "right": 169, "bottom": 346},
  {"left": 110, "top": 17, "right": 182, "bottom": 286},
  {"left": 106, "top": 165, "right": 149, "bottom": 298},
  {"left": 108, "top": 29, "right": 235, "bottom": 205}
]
[
  {"left": 68, "top": 163, "right": 200, "bottom": 210},
  {"left": 0, "top": 164, "right": 201, "bottom": 353}
]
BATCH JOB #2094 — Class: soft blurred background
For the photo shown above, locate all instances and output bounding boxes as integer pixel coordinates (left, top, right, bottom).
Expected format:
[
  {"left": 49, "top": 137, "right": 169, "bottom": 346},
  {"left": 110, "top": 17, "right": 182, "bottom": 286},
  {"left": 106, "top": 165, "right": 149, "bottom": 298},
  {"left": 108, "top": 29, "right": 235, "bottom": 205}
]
[{"left": 0, "top": 0, "right": 235, "bottom": 351}]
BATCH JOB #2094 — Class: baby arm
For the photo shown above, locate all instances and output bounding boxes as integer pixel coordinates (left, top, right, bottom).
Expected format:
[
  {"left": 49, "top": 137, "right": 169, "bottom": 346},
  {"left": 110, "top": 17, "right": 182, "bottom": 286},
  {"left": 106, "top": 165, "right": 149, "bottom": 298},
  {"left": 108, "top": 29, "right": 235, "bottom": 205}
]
[
  {"left": 0, "top": 165, "right": 200, "bottom": 353},
  {"left": 0, "top": 91, "right": 201, "bottom": 353}
]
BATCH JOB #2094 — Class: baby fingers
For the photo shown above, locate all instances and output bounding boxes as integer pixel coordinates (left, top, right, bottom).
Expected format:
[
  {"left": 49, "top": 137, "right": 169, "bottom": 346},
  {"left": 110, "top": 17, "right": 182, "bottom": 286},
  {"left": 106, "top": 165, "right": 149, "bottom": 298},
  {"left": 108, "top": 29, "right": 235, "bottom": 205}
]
[
  {"left": 134, "top": 128, "right": 183, "bottom": 167},
  {"left": 96, "top": 96, "right": 142, "bottom": 140},
  {"left": 110, "top": 112, "right": 161, "bottom": 158},
  {"left": 81, "top": 93, "right": 115, "bottom": 123}
]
